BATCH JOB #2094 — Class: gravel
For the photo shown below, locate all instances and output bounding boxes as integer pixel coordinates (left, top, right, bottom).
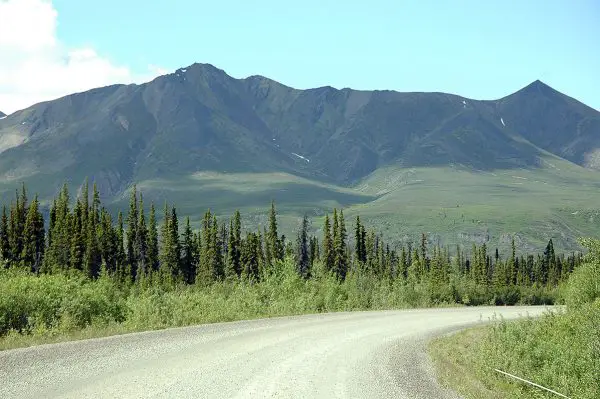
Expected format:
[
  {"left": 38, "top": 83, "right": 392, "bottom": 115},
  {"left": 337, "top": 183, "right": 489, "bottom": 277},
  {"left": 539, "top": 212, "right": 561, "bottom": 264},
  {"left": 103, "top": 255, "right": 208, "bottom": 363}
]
[{"left": 0, "top": 306, "right": 549, "bottom": 398}]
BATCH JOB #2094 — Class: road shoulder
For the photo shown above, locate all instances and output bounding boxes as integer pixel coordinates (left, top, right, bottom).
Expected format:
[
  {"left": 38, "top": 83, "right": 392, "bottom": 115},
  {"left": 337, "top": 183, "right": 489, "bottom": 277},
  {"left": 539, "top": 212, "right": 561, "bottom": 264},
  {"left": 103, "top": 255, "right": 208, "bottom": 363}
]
[{"left": 428, "top": 326, "right": 509, "bottom": 399}]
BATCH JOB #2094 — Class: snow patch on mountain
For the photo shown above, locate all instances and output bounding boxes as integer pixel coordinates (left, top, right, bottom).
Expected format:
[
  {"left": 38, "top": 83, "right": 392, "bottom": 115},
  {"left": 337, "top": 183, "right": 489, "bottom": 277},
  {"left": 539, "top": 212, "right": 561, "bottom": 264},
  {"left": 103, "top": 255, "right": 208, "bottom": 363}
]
[{"left": 292, "top": 153, "right": 310, "bottom": 163}]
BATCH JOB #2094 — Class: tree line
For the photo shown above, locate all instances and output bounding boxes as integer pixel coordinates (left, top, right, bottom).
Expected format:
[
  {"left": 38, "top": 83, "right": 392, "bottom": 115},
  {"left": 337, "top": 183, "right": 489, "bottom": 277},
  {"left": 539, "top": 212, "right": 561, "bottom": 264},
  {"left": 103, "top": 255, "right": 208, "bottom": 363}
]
[{"left": 0, "top": 182, "right": 582, "bottom": 292}]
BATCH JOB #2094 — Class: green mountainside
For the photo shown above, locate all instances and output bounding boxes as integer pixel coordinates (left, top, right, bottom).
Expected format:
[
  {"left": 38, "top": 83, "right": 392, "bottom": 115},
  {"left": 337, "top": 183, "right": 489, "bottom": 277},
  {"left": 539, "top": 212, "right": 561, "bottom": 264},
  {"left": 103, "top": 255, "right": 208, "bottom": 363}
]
[{"left": 0, "top": 63, "right": 598, "bottom": 252}]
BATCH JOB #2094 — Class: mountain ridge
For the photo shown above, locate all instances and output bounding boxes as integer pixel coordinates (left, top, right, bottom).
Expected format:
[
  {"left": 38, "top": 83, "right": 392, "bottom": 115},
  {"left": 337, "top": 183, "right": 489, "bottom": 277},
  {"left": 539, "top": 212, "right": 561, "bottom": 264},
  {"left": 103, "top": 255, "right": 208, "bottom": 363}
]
[
  {"left": 0, "top": 62, "right": 599, "bottom": 251},
  {"left": 1, "top": 63, "right": 598, "bottom": 189}
]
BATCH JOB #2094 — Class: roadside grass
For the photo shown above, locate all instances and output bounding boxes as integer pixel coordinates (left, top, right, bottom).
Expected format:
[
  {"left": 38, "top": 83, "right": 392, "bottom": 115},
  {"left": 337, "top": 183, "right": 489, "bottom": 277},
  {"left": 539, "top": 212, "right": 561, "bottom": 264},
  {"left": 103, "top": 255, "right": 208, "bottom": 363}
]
[
  {"left": 430, "top": 305, "right": 599, "bottom": 399},
  {"left": 429, "top": 245, "right": 600, "bottom": 399},
  {"left": 429, "top": 327, "right": 507, "bottom": 399},
  {"left": 1, "top": 259, "right": 558, "bottom": 351},
  {"left": 0, "top": 261, "right": 456, "bottom": 351}
]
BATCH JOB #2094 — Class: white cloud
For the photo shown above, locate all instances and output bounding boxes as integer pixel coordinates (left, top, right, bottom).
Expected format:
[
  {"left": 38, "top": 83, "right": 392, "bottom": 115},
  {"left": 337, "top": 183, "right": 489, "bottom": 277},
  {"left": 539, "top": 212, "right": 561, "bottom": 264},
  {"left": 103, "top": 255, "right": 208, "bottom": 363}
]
[{"left": 0, "top": 0, "right": 167, "bottom": 115}]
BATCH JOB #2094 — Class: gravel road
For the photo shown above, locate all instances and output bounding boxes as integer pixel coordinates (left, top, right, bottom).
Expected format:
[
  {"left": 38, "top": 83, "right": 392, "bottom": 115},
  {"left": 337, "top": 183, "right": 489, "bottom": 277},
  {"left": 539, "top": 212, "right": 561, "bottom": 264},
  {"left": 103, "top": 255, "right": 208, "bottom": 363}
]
[{"left": 0, "top": 306, "right": 549, "bottom": 398}]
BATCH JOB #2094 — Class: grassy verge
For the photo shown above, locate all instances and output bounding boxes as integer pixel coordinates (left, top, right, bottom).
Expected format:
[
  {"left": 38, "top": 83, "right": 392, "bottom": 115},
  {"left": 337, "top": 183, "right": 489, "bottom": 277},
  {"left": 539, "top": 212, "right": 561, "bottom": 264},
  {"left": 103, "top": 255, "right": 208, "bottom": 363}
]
[
  {"left": 429, "top": 246, "right": 600, "bottom": 399},
  {"left": 430, "top": 305, "right": 599, "bottom": 399},
  {"left": 0, "top": 260, "right": 460, "bottom": 351},
  {"left": 429, "top": 326, "right": 508, "bottom": 399},
  {"left": 0, "top": 258, "right": 563, "bottom": 352}
]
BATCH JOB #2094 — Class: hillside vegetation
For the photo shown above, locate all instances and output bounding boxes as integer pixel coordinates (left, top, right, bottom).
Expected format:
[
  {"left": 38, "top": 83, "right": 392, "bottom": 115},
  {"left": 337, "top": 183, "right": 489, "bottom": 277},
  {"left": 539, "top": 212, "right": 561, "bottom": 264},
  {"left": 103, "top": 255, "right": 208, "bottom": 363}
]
[
  {"left": 0, "top": 182, "right": 584, "bottom": 348},
  {"left": 430, "top": 237, "right": 600, "bottom": 399}
]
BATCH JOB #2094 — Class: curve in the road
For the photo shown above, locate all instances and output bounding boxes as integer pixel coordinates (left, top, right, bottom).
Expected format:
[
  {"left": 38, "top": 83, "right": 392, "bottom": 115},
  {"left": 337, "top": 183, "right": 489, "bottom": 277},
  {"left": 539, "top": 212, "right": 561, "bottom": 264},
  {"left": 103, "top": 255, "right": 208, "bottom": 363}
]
[{"left": 0, "top": 306, "right": 550, "bottom": 399}]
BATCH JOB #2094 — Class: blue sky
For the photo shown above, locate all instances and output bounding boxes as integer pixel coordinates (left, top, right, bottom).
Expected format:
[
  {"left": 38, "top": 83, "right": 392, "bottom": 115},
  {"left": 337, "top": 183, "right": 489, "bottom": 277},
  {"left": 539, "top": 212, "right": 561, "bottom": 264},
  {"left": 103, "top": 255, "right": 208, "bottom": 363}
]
[{"left": 1, "top": 0, "right": 599, "bottom": 112}]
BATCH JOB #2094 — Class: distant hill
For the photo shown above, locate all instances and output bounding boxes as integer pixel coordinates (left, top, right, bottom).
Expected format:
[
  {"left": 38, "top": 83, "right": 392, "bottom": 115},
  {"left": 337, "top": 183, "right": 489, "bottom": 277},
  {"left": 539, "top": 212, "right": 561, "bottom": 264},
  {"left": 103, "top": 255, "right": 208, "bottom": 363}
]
[
  {"left": 0, "top": 63, "right": 598, "bottom": 251},
  {"left": 0, "top": 111, "right": 5, "bottom": 118}
]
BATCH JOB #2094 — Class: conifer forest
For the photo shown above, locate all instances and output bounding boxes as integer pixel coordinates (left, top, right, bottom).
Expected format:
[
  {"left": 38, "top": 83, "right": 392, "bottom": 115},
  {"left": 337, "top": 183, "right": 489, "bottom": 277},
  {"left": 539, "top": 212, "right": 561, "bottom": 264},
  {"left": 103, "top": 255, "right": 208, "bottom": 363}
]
[{"left": 0, "top": 181, "right": 584, "bottom": 342}]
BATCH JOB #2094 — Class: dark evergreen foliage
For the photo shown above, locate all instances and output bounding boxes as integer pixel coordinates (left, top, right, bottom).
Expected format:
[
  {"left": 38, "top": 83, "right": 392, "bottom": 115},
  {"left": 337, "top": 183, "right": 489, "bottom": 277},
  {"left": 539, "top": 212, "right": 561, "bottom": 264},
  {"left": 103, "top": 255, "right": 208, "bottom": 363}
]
[
  {"left": 0, "top": 181, "right": 584, "bottom": 306},
  {"left": 296, "top": 215, "right": 310, "bottom": 279}
]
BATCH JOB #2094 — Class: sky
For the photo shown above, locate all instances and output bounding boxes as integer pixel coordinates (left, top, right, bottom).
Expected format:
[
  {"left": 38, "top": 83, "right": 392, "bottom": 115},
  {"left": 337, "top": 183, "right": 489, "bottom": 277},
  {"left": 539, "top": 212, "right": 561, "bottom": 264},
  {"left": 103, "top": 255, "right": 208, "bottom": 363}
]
[{"left": 1, "top": 0, "right": 599, "bottom": 114}]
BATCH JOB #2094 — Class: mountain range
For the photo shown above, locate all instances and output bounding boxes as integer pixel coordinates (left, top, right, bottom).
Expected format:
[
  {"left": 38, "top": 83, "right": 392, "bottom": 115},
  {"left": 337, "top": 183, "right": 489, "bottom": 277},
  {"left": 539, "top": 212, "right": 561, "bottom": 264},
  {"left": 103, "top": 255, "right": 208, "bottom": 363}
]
[{"left": 0, "top": 63, "right": 599, "bottom": 252}]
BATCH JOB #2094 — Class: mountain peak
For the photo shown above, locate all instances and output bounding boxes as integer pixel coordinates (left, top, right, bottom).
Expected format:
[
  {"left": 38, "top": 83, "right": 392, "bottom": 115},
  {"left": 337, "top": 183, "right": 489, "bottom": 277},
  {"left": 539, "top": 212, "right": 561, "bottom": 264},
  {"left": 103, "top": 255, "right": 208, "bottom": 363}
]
[
  {"left": 184, "top": 63, "right": 227, "bottom": 75},
  {"left": 0, "top": 111, "right": 5, "bottom": 118},
  {"left": 518, "top": 79, "right": 556, "bottom": 96}
]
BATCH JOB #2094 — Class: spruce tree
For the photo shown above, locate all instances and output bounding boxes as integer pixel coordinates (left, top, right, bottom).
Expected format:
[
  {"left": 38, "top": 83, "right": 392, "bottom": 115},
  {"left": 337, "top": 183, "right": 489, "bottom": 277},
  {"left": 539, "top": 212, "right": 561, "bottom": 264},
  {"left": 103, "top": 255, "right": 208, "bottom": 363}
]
[
  {"left": 385, "top": 244, "right": 393, "bottom": 279},
  {"left": 81, "top": 178, "right": 89, "bottom": 228},
  {"left": 296, "top": 215, "right": 310, "bottom": 278},
  {"left": 44, "top": 184, "right": 72, "bottom": 272},
  {"left": 493, "top": 258, "right": 506, "bottom": 290},
  {"left": 377, "top": 238, "right": 385, "bottom": 277},
  {"left": 69, "top": 203, "right": 84, "bottom": 271},
  {"left": 197, "top": 210, "right": 213, "bottom": 285},
  {"left": 181, "top": 217, "right": 196, "bottom": 284},
  {"left": 256, "top": 228, "right": 265, "bottom": 275},
  {"left": 508, "top": 237, "right": 516, "bottom": 285},
  {"left": 555, "top": 255, "right": 563, "bottom": 283},
  {"left": 194, "top": 231, "right": 202, "bottom": 273},
  {"left": 332, "top": 209, "right": 339, "bottom": 269},
  {"left": 526, "top": 254, "right": 535, "bottom": 284},
  {"left": 322, "top": 214, "right": 333, "bottom": 271},
  {"left": 481, "top": 243, "right": 490, "bottom": 286},
  {"left": 400, "top": 246, "right": 408, "bottom": 280},
  {"left": 32, "top": 196, "right": 45, "bottom": 270},
  {"left": 309, "top": 236, "right": 319, "bottom": 267},
  {"left": 92, "top": 183, "right": 101, "bottom": 225},
  {"left": 83, "top": 214, "right": 101, "bottom": 279},
  {"left": 147, "top": 203, "right": 159, "bottom": 272},
  {"left": 515, "top": 256, "right": 525, "bottom": 286},
  {"left": 20, "top": 196, "right": 45, "bottom": 272},
  {"left": 220, "top": 222, "right": 228, "bottom": 270},
  {"left": 333, "top": 210, "right": 348, "bottom": 280},
  {"left": 126, "top": 185, "right": 138, "bottom": 277},
  {"left": 226, "top": 210, "right": 242, "bottom": 279},
  {"left": 544, "top": 239, "right": 556, "bottom": 286},
  {"left": 354, "top": 216, "right": 366, "bottom": 265},
  {"left": 135, "top": 195, "right": 148, "bottom": 279},
  {"left": 242, "top": 232, "right": 259, "bottom": 281},
  {"left": 266, "top": 201, "right": 282, "bottom": 268},
  {"left": 15, "top": 184, "right": 28, "bottom": 262},
  {"left": 471, "top": 243, "right": 480, "bottom": 284},
  {"left": 0, "top": 206, "right": 9, "bottom": 265},
  {"left": 8, "top": 190, "right": 24, "bottom": 265},
  {"left": 408, "top": 247, "right": 421, "bottom": 283},
  {"left": 116, "top": 211, "right": 126, "bottom": 277},
  {"left": 365, "top": 230, "right": 376, "bottom": 273},
  {"left": 169, "top": 207, "right": 181, "bottom": 279},
  {"left": 43, "top": 199, "right": 57, "bottom": 267},
  {"left": 420, "top": 233, "right": 428, "bottom": 275},
  {"left": 98, "top": 209, "right": 117, "bottom": 274},
  {"left": 232, "top": 210, "right": 241, "bottom": 275},
  {"left": 159, "top": 203, "right": 174, "bottom": 281},
  {"left": 541, "top": 239, "right": 554, "bottom": 285},
  {"left": 211, "top": 214, "right": 224, "bottom": 280}
]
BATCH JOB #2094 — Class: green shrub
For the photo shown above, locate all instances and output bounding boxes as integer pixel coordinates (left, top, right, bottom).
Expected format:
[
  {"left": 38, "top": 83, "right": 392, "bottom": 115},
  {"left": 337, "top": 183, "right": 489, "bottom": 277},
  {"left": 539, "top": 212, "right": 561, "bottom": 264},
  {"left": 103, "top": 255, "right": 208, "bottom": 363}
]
[
  {"left": 468, "top": 240, "right": 600, "bottom": 399},
  {"left": 563, "top": 261, "right": 600, "bottom": 309},
  {"left": 0, "top": 270, "right": 126, "bottom": 336},
  {"left": 476, "top": 302, "right": 600, "bottom": 399}
]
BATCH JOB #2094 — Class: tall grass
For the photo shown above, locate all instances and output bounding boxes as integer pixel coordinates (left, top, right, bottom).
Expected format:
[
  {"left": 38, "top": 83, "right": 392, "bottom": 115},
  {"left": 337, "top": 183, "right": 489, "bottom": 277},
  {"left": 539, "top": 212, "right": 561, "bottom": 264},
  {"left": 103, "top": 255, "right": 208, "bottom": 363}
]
[
  {"left": 0, "top": 258, "right": 560, "bottom": 350},
  {"left": 430, "top": 238, "right": 600, "bottom": 399},
  {"left": 472, "top": 301, "right": 599, "bottom": 399}
]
